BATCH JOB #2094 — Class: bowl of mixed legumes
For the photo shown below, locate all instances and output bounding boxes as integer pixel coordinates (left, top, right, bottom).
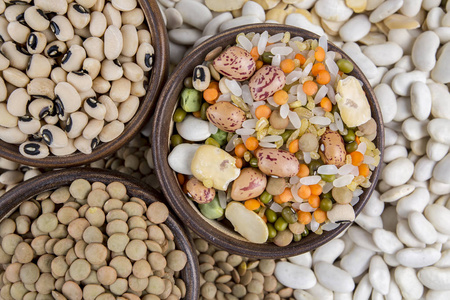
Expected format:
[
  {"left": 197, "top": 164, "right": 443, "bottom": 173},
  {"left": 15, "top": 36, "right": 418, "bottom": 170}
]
[
  {"left": 0, "top": 0, "right": 169, "bottom": 168},
  {"left": 153, "top": 24, "right": 384, "bottom": 258},
  {"left": 0, "top": 167, "right": 199, "bottom": 299}
]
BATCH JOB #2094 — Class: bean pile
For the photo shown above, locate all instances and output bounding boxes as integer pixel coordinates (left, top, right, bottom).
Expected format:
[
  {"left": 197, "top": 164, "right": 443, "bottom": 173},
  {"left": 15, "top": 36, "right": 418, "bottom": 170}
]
[
  {"left": 0, "top": 0, "right": 154, "bottom": 159},
  {"left": 0, "top": 179, "right": 188, "bottom": 299},
  {"left": 168, "top": 31, "right": 381, "bottom": 246}
]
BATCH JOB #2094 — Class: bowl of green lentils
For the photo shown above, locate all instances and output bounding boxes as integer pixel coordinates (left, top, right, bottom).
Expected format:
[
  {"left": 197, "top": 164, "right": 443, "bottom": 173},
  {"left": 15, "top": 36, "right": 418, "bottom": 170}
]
[
  {"left": 0, "top": 0, "right": 169, "bottom": 168},
  {"left": 153, "top": 24, "right": 384, "bottom": 258},
  {"left": 0, "top": 167, "right": 199, "bottom": 299}
]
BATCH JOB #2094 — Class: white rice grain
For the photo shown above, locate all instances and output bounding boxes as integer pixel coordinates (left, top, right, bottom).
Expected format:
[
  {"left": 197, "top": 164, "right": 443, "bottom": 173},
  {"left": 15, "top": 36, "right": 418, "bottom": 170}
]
[
  {"left": 333, "top": 174, "right": 354, "bottom": 187},
  {"left": 270, "top": 202, "right": 283, "bottom": 213},
  {"left": 299, "top": 203, "right": 316, "bottom": 212},
  {"left": 242, "top": 85, "right": 253, "bottom": 104},
  {"left": 267, "top": 96, "right": 278, "bottom": 107},
  {"left": 218, "top": 191, "right": 227, "bottom": 209},
  {"left": 297, "top": 84, "right": 307, "bottom": 105},
  {"left": 312, "top": 107, "right": 325, "bottom": 116},
  {"left": 271, "top": 47, "right": 293, "bottom": 56},
  {"left": 261, "top": 135, "right": 282, "bottom": 143},
  {"left": 268, "top": 32, "right": 284, "bottom": 43},
  {"left": 225, "top": 79, "right": 242, "bottom": 96},
  {"left": 288, "top": 111, "right": 301, "bottom": 128},
  {"left": 351, "top": 197, "right": 360, "bottom": 206},
  {"left": 257, "top": 31, "right": 269, "bottom": 55},
  {"left": 309, "top": 116, "right": 331, "bottom": 126},
  {"left": 259, "top": 142, "right": 277, "bottom": 148},
  {"left": 357, "top": 142, "right": 367, "bottom": 154},
  {"left": 309, "top": 217, "right": 320, "bottom": 232},
  {"left": 326, "top": 57, "right": 339, "bottom": 76},
  {"left": 319, "top": 34, "right": 328, "bottom": 52},
  {"left": 314, "top": 85, "right": 329, "bottom": 104},
  {"left": 225, "top": 134, "right": 238, "bottom": 152},
  {"left": 272, "top": 54, "right": 281, "bottom": 67},
  {"left": 318, "top": 165, "right": 338, "bottom": 175},
  {"left": 280, "top": 103, "right": 290, "bottom": 118},
  {"left": 326, "top": 83, "right": 336, "bottom": 104},
  {"left": 242, "top": 119, "right": 257, "bottom": 129},
  {"left": 251, "top": 33, "right": 260, "bottom": 46},
  {"left": 217, "top": 93, "right": 231, "bottom": 102},
  {"left": 286, "top": 70, "right": 303, "bottom": 84},
  {"left": 304, "top": 152, "right": 311, "bottom": 164},
  {"left": 322, "top": 222, "right": 340, "bottom": 231},
  {"left": 353, "top": 189, "right": 364, "bottom": 197},
  {"left": 338, "top": 164, "right": 357, "bottom": 175},
  {"left": 238, "top": 35, "right": 253, "bottom": 52},
  {"left": 300, "top": 175, "right": 321, "bottom": 185},
  {"left": 334, "top": 112, "right": 344, "bottom": 132},
  {"left": 322, "top": 182, "right": 333, "bottom": 194},
  {"left": 303, "top": 63, "right": 313, "bottom": 77},
  {"left": 236, "top": 128, "right": 255, "bottom": 135}
]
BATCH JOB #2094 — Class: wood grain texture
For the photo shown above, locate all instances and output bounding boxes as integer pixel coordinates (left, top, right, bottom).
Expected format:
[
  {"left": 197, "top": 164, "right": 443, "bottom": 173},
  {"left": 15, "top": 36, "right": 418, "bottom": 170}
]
[
  {"left": 152, "top": 24, "right": 384, "bottom": 259},
  {"left": 0, "top": 0, "right": 169, "bottom": 168}
]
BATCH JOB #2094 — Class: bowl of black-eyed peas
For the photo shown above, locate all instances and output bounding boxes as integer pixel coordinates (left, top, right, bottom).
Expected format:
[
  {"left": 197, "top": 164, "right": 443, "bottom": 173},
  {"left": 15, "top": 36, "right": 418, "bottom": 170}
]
[{"left": 0, "top": 0, "right": 169, "bottom": 167}]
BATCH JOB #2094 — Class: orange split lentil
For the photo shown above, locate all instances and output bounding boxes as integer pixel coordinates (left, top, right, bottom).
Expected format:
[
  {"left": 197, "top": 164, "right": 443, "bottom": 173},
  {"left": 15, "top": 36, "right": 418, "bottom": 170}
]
[
  {"left": 273, "top": 90, "right": 289, "bottom": 105},
  {"left": 314, "top": 46, "right": 326, "bottom": 62},
  {"left": 308, "top": 194, "right": 320, "bottom": 208},
  {"left": 316, "top": 70, "right": 331, "bottom": 85},
  {"left": 297, "top": 185, "right": 311, "bottom": 199},
  {"left": 310, "top": 184, "right": 322, "bottom": 196},
  {"left": 297, "top": 164, "right": 310, "bottom": 178},
  {"left": 288, "top": 139, "right": 299, "bottom": 153},
  {"left": 255, "top": 104, "right": 272, "bottom": 119},
  {"left": 303, "top": 80, "right": 318, "bottom": 96},
  {"left": 359, "top": 163, "right": 370, "bottom": 177},
  {"left": 245, "top": 136, "right": 259, "bottom": 151},
  {"left": 295, "top": 53, "right": 306, "bottom": 65},
  {"left": 298, "top": 211, "right": 312, "bottom": 225},
  {"left": 311, "top": 62, "right": 325, "bottom": 76},
  {"left": 280, "top": 58, "right": 296, "bottom": 73},
  {"left": 313, "top": 208, "right": 327, "bottom": 223},
  {"left": 234, "top": 143, "right": 247, "bottom": 158},
  {"left": 350, "top": 151, "right": 364, "bottom": 166},
  {"left": 244, "top": 199, "right": 260, "bottom": 211},
  {"left": 250, "top": 47, "right": 259, "bottom": 61},
  {"left": 320, "top": 97, "right": 332, "bottom": 112}
]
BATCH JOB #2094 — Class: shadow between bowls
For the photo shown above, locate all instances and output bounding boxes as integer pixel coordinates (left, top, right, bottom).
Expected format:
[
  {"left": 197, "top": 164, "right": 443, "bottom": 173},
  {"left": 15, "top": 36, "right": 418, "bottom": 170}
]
[
  {"left": 0, "top": 167, "right": 200, "bottom": 299},
  {"left": 0, "top": 0, "right": 169, "bottom": 168},
  {"left": 152, "top": 24, "right": 385, "bottom": 259}
]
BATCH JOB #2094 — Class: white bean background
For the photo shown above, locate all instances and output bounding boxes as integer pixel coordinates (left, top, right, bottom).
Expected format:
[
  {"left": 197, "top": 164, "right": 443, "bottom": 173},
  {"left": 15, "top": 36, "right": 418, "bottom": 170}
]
[{"left": 2, "top": 0, "right": 450, "bottom": 299}]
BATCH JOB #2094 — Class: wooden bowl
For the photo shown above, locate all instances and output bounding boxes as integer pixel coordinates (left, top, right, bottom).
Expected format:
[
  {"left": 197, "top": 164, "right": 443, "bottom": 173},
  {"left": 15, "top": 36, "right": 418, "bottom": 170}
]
[
  {"left": 0, "top": 0, "right": 169, "bottom": 168},
  {"left": 152, "top": 24, "right": 384, "bottom": 259},
  {"left": 0, "top": 168, "right": 200, "bottom": 299}
]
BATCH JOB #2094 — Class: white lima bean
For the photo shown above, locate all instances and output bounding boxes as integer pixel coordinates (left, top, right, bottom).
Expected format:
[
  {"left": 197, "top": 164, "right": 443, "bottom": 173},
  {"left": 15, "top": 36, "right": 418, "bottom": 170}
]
[{"left": 0, "top": 0, "right": 154, "bottom": 159}]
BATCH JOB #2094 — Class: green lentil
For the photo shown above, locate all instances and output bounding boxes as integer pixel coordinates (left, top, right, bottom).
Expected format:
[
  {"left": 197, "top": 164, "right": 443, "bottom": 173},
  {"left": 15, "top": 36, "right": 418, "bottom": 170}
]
[
  {"left": 281, "top": 207, "right": 297, "bottom": 224},
  {"left": 293, "top": 233, "right": 302, "bottom": 242},
  {"left": 346, "top": 141, "right": 358, "bottom": 153},
  {"left": 199, "top": 195, "right": 224, "bottom": 219},
  {"left": 264, "top": 209, "right": 277, "bottom": 223},
  {"left": 319, "top": 198, "right": 333, "bottom": 211},
  {"left": 262, "top": 52, "right": 273, "bottom": 64},
  {"left": 281, "top": 130, "right": 293, "bottom": 143},
  {"left": 249, "top": 157, "right": 258, "bottom": 168},
  {"left": 343, "top": 129, "right": 355, "bottom": 142},
  {"left": 260, "top": 191, "right": 272, "bottom": 204},
  {"left": 183, "top": 77, "right": 193, "bottom": 88},
  {"left": 170, "top": 134, "right": 183, "bottom": 148},
  {"left": 200, "top": 102, "right": 209, "bottom": 120},
  {"left": 274, "top": 217, "right": 288, "bottom": 232},
  {"left": 267, "top": 224, "right": 277, "bottom": 239},
  {"left": 336, "top": 59, "right": 354, "bottom": 73},
  {"left": 321, "top": 174, "right": 336, "bottom": 182},
  {"left": 205, "top": 137, "right": 220, "bottom": 147},
  {"left": 308, "top": 160, "right": 322, "bottom": 175}
]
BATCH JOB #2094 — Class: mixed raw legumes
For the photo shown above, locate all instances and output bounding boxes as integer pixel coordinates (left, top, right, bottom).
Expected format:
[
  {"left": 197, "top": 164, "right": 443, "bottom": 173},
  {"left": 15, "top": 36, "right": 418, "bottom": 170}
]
[
  {"left": 0, "top": 0, "right": 153, "bottom": 158},
  {"left": 168, "top": 31, "right": 380, "bottom": 246}
]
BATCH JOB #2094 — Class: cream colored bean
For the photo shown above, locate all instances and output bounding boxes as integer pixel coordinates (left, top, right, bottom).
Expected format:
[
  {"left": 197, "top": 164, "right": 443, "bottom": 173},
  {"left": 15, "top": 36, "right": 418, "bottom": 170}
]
[
  {"left": 27, "top": 78, "right": 55, "bottom": 99},
  {"left": 89, "top": 11, "right": 107, "bottom": 37},
  {"left": 83, "top": 119, "right": 104, "bottom": 140},
  {"left": 61, "top": 45, "right": 86, "bottom": 72},
  {"left": 84, "top": 97, "right": 107, "bottom": 120},
  {"left": 121, "top": 25, "right": 139, "bottom": 57},
  {"left": 0, "top": 16, "right": 11, "bottom": 42},
  {"left": 103, "top": 3, "right": 122, "bottom": 28},
  {"left": 66, "top": 112, "right": 89, "bottom": 139},
  {"left": 40, "top": 124, "right": 68, "bottom": 148},
  {"left": 0, "top": 126, "right": 27, "bottom": 144},
  {"left": 6, "top": 88, "right": 30, "bottom": 117},
  {"left": 0, "top": 52, "right": 10, "bottom": 71},
  {"left": 74, "top": 136, "right": 98, "bottom": 155},
  {"left": 82, "top": 58, "right": 102, "bottom": 80},
  {"left": 110, "top": 78, "right": 131, "bottom": 102},
  {"left": 2, "top": 41, "right": 30, "bottom": 71},
  {"left": 93, "top": 77, "right": 111, "bottom": 94},
  {"left": 99, "top": 120, "right": 124, "bottom": 142},
  {"left": 67, "top": 3, "right": 90, "bottom": 29},
  {"left": 55, "top": 82, "right": 82, "bottom": 113},
  {"left": 136, "top": 43, "right": 154, "bottom": 72},
  {"left": 28, "top": 98, "right": 53, "bottom": 119},
  {"left": 4, "top": 4, "right": 29, "bottom": 23},
  {"left": 131, "top": 77, "right": 147, "bottom": 97},
  {"left": 99, "top": 95, "right": 119, "bottom": 122},
  {"left": 122, "top": 8, "right": 145, "bottom": 27},
  {"left": 0, "top": 103, "right": 17, "bottom": 127},
  {"left": 101, "top": 59, "right": 123, "bottom": 81},
  {"left": 24, "top": 6, "right": 50, "bottom": 32},
  {"left": 137, "top": 29, "right": 151, "bottom": 44},
  {"left": 67, "top": 71, "right": 93, "bottom": 92},
  {"left": 118, "top": 96, "right": 139, "bottom": 123},
  {"left": 104, "top": 25, "right": 123, "bottom": 61},
  {"left": 45, "top": 40, "right": 67, "bottom": 58},
  {"left": 83, "top": 37, "right": 105, "bottom": 61},
  {"left": 7, "top": 21, "right": 30, "bottom": 44},
  {"left": 50, "top": 16, "right": 74, "bottom": 42},
  {"left": 123, "top": 62, "right": 144, "bottom": 82},
  {"left": 26, "top": 54, "right": 51, "bottom": 79},
  {"left": 18, "top": 116, "right": 41, "bottom": 135}
]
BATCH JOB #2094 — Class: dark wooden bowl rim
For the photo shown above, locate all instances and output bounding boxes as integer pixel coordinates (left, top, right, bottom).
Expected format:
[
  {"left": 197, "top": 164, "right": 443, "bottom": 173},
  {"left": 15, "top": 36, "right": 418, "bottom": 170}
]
[
  {"left": 0, "top": 168, "right": 200, "bottom": 300},
  {"left": 0, "top": 0, "right": 169, "bottom": 168},
  {"left": 152, "top": 24, "right": 385, "bottom": 259}
]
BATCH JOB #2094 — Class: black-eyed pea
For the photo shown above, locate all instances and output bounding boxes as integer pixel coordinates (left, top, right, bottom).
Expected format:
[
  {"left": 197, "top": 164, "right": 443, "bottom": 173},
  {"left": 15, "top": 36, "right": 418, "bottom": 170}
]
[
  {"left": 67, "top": 71, "right": 93, "bottom": 92},
  {"left": 99, "top": 95, "right": 118, "bottom": 122},
  {"left": 118, "top": 54, "right": 133, "bottom": 64},
  {"left": 99, "top": 120, "right": 124, "bottom": 143},
  {"left": 76, "top": 0, "right": 97, "bottom": 8},
  {"left": 24, "top": 6, "right": 49, "bottom": 32},
  {"left": 79, "top": 88, "right": 96, "bottom": 102},
  {"left": 34, "top": 0, "right": 67, "bottom": 14},
  {"left": 67, "top": 3, "right": 90, "bottom": 29},
  {"left": 74, "top": 25, "right": 91, "bottom": 39},
  {"left": 131, "top": 76, "right": 148, "bottom": 97},
  {"left": 74, "top": 135, "right": 99, "bottom": 154},
  {"left": 104, "top": 25, "right": 123, "bottom": 61},
  {"left": 0, "top": 127, "right": 27, "bottom": 144},
  {"left": 26, "top": 54, "right": 52, "bottom": 79},
  {"left": 61, "top": 44, "right": 86, "bottom": 72},
  {"left": 83, "top": 37, "right": 105, "bottom": 61},
  {"left": 66, "top": 111, "right": 89, "bottom": 138},
  {"left": 84, "top": 97, "right": 107, "bottom": 120},
  {"left": 137, "top": 29, "right": 151, "bottom": 44},
  {"left": 122, "top": 8, "right": 144, "bottom": 27},
  {"left": 55, "top": 81, "right": 82, "bottom": 113},
  {"left": 0, "top": 16, "right": 11, "bottom": 43},
  {"left": 7, "top": 21, "right": 30, "bottom": 44},
  {"left": 0, "top": 52, "right": 10, "bottom": 71},
  {"left": 40, "top": 124, "right": 68, "bottom": 148},
  {"left": 18, "top": 116, "right": 41, "bottom": 135},
  {"left": 118, "top": 95, "right": 139, "bottom": 123},
  {"left": 28, "top": 98, "right": 53, "bottom": 119},
  {"left": 110, "top": 77, "right": 131, "bottom": 102},
  {"left": 44, "top": 41, "right": 67, "bottom": 58},
  {"left": 89, "top": 11, "right": 107, "bottom": 37},
  {"left": 82, "top": 57, "right": 102, "bottom": 79},
  {"left": 91, "top": 0, "right": 105, "bottom": 11},
  {"left": 100, "top": 59, "right": 123, "bottom": 81},
  {"left": 2, "top": 42, "right": 30, "bottom": 71},
  {"left": 111, "top": 0, "right": 137, "bottom": 11},
  {"left": 103, "top": 3, "right": 122, "bottom": 28},
  {"left": 93, "top": 77, "right": 111, "bottom": 94},
  {"left": 50, "top": 15, "right": 74, "bottom": 42},
  {"left": 0, "top": 103, "right": 18, "bottom": 127},
  {"left": 27, "top": 78, "right": 56, "bottom": 99},
  {"left": 136, "top": 42, "right": 154, "bottom": 72},
  {"left": 121, "top": 25, "right": 138, "bottom": 57},
  {"left": 26, "top": 32, "right": 46, "bottom": 54},
  {"left": 123, "top": 62, "right": 144, "bottom": 82},
  {"left": 4, "top": 4, "right": 29, "bottom": 23},
  {"left": 43, "top": 113, "right": 60, "bottom": 125},
  {"left": 66, "top": 34, "right": 84, "bottom": 48}
]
